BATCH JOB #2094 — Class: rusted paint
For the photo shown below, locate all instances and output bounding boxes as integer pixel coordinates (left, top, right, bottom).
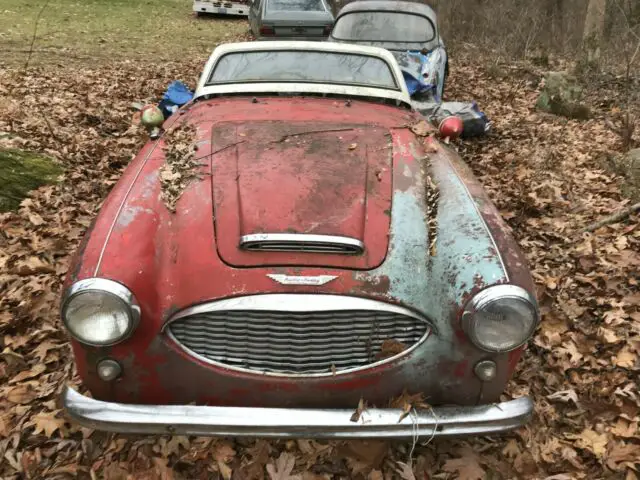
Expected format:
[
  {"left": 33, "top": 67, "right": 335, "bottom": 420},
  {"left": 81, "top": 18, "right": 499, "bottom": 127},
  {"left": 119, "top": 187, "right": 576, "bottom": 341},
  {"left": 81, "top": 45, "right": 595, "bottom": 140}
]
[{"left": 67, "top": 96, "right": 535, "bottom": 409}]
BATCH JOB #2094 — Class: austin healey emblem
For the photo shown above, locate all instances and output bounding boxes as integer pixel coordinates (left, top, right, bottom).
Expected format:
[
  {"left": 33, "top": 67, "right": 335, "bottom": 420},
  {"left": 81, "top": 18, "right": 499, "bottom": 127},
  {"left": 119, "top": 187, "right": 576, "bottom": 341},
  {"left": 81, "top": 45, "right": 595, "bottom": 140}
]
[{"left": 267, "top": 274, "right": 338, "bottom": 286}]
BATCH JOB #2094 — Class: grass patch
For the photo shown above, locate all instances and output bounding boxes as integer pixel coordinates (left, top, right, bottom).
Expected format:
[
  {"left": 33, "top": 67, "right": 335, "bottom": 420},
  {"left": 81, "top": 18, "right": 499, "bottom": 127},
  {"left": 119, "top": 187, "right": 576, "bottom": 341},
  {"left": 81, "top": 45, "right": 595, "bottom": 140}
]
[
  {"left": 0, "top": 0, "right": 247, "bottom": 66},
  {"left": 0, "top": 149, "right": 63, "bottom": 212}
]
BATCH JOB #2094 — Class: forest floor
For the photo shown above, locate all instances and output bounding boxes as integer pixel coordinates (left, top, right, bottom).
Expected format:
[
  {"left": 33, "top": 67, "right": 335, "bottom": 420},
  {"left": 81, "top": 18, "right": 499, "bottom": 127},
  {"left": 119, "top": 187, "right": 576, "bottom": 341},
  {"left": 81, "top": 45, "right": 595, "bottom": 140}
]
[{"left": 1, "top": 2, "right": 639, "bottom": 479}]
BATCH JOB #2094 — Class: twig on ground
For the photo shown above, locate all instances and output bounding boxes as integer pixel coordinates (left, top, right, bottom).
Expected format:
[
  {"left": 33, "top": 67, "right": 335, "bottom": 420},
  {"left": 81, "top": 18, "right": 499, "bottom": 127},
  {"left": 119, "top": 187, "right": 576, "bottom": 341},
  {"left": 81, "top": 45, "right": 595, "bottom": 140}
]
[
  {"left": 580, "top": 201, "right": 640, "bottom": 233},
  {"left": 24, "top": 0, "right": 51, "bottom": 71}
]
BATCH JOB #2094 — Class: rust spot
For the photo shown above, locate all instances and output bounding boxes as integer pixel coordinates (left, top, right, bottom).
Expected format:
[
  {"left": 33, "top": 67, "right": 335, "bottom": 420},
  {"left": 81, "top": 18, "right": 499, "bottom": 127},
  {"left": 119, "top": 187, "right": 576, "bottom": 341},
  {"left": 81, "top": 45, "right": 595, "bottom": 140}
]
[{"left": 454, "top": 359, "right": 469, "bottom": 378}]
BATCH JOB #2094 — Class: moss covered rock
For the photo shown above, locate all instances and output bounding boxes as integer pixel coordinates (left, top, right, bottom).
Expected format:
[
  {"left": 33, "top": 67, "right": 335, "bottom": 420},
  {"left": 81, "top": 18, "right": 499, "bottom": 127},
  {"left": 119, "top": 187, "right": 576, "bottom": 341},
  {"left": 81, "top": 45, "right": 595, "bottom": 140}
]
[
  {"left": 0, "top": 148, "right": 63, "bottom": 212},
  {"left": 536, "top": 72, "right": 591, "bottom": 120}
]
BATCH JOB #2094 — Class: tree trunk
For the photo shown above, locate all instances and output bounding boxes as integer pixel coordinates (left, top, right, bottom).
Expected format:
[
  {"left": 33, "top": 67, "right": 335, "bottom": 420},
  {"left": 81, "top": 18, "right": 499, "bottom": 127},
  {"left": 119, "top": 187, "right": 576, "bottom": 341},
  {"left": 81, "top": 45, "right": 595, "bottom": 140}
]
[
  {"left": 546, "top": 0, "right": 565, "bottom": 51},
  {"left": 583, "top": 0, "right": 607, "bottom": 64}
]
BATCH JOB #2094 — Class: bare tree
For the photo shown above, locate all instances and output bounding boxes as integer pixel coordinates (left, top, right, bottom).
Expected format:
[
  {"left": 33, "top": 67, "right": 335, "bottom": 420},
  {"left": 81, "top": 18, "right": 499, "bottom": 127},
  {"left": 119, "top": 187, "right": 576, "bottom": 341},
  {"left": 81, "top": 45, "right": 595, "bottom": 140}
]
[{"left": 583, "top": 0, "right": 608, "bottom": 64}]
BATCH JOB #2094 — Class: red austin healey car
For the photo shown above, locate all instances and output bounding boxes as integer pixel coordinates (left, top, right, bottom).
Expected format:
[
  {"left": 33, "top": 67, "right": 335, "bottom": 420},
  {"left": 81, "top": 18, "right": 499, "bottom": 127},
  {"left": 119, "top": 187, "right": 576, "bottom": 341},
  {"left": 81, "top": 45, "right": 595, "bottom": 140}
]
[{"left": 61, "top": 41, "right": 538, "bottom": 438}]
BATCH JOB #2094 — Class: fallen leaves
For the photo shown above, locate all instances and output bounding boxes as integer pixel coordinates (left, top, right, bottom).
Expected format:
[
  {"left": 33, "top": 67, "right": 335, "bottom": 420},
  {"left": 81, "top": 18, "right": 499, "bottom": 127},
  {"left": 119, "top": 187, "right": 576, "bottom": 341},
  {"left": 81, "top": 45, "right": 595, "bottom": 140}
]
[
  {"left": 0, "top": 39, "right": 638, "bottom": 480},
  {"left": 29, "top": 410, "right": 69, "bottom": 438},
  {"left": 376, "top": 338, "right": 407, "bottom": 360},
  {"left": 267, "top": 452, "right": 301, "bottom": 480},
  {"left": 442, "top": 447, "right": 486, "bottom": 480},
  {"left": 159, "top": 123, "right": 201, "bottom": 212}
]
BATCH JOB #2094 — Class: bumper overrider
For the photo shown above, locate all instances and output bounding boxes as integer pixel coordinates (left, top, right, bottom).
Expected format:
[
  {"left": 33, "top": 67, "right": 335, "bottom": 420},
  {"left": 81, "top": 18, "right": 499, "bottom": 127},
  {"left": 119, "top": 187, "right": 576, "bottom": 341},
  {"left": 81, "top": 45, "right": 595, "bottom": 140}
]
[{"left": 63, "top": 386, "right": 533, "bottom": 438}]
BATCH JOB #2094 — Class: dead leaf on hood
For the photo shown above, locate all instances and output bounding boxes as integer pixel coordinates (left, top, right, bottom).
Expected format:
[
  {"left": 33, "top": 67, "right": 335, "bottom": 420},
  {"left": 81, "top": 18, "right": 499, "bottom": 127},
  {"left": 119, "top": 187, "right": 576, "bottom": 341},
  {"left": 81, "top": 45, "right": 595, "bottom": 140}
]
[
  {"left": 160, "top": 123, "right": 201, "bottom": 212},
  {"left": 410, "top": 119, "right": 433, "bottom": 137}
]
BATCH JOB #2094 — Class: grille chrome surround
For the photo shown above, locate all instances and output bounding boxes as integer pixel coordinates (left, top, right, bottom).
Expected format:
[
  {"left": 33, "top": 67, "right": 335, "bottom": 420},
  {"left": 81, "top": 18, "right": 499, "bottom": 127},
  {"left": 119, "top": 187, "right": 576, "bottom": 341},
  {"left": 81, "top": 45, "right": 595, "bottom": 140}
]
[
  {"left": 165, "top": 294, "right": 430, "bottom": 377},
  {"left": 240, "top": 234, "right": 364, "bottom": 254}
]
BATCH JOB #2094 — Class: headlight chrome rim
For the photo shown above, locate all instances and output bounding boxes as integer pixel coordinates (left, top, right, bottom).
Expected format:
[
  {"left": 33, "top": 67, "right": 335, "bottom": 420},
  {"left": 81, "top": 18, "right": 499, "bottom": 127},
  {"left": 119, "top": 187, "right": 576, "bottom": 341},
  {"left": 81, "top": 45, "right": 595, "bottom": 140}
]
[
  {"left": 61, "top": 278, "right": 140, "bottom": 347},
  {"left": 462, "top": 284, "right": 539, "bottom": 353}
]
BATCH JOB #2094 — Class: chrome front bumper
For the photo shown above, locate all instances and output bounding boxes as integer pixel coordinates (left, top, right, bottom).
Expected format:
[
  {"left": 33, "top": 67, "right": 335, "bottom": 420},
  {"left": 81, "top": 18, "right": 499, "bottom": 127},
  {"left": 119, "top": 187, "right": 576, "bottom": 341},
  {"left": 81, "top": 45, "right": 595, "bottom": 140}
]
[{"left": 63, "top": 387, "right": 533, "bottom": 438}]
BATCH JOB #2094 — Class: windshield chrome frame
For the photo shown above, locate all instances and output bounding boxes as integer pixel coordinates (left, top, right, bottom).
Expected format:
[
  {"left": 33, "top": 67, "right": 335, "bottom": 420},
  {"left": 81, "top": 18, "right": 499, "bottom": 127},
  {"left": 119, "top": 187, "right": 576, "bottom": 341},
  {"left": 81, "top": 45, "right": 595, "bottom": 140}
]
[{"left": 194, "top": 41, "right": 411, "bottom": 106}]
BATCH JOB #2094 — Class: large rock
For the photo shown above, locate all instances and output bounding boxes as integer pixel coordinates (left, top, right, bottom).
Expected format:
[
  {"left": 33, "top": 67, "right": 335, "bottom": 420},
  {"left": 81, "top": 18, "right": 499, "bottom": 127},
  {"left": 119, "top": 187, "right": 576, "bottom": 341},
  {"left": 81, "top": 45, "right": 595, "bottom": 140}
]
[
  {"left": 620, "top": 149, "right": 640, "bottom": 198},
  {"left": 536, "top": 72, "right": 591, "bottom": 120}
]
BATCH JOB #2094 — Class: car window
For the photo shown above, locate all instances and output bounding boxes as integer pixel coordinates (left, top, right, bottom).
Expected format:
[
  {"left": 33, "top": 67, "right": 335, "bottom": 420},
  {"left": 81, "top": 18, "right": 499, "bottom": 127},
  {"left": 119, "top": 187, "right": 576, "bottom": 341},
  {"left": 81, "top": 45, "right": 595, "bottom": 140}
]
[
  {"left": 207, "top": 50, "right": 398, "bottom": 90},
  {"left": 268, "top": 0, "right": 326, "bottom": 12},
  {"left": 333, "top": 12, "right": 435, "bottom": 43}
]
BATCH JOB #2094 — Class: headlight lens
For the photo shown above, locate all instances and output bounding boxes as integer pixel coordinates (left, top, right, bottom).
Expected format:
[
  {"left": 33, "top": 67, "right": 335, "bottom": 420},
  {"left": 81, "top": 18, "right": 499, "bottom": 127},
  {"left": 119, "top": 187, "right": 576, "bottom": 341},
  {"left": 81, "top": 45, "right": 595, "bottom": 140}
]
[
  {"left": 61, "top": 278, "right": 139, "bottom": 346},
  {"left": 462, "top": 285, "right": 538, "bottom": 353}
]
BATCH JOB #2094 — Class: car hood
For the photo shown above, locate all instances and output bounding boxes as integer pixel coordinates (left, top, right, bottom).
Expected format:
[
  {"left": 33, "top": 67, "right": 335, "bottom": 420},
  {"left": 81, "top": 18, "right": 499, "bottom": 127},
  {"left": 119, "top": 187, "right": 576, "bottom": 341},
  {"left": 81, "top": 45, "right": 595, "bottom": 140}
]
[
  {"left": 211, "top": 120, "right": 391, "bottom": 269},
  {"left": 73, "top": 97, "right": 525, "bottom": 328}
]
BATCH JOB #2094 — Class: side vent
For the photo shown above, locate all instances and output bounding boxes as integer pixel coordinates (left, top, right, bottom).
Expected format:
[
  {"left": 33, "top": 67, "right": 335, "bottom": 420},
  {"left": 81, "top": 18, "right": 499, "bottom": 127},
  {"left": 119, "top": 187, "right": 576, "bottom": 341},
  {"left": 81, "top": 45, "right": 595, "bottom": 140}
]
[{"left": 240, "top": 234, "right": 364, "bottom": 255}]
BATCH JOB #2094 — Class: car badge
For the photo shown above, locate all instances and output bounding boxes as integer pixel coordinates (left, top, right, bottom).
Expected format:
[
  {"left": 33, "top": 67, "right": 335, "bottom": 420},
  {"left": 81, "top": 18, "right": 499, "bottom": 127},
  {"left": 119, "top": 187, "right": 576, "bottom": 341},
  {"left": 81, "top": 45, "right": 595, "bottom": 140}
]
[{"left": 267, "top": 274, "right": 338, "bottom": 286}]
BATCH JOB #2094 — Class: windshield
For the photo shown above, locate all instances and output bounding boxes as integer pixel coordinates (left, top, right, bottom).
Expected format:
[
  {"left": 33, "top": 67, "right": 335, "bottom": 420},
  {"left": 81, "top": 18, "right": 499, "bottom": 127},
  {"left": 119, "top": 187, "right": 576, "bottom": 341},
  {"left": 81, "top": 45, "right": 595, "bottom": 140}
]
[
  {"left": 268, "top": 0, "right": 326, "bottom": 11},
  {"left": 333, "top": 12, "right": 435, "bottom": 43},
  {"left": 207, "top": 50, "right": 398, "bottom": 90}
]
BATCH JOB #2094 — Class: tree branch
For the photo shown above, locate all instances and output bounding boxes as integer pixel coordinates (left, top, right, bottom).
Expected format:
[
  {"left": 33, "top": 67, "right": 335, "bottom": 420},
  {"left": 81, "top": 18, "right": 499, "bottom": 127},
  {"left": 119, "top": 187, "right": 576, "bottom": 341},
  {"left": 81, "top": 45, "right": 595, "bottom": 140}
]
[
  {"left": 24, "top": 0, "right": 51, "bottom": 71},
  {"left": 580, "top": 201, "right": 640, "bottom": 233}
]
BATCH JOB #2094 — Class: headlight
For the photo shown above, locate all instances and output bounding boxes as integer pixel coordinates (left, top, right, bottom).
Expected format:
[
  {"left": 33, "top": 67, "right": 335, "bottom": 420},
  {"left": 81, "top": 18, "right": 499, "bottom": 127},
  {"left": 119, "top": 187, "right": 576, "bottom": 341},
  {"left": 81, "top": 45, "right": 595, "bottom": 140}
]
[
  {"left": 61, "top": 278, "right": 140, "bottom": 346},
  {"left": 462, "top": 285, "right": 538, "bottom": 353}
]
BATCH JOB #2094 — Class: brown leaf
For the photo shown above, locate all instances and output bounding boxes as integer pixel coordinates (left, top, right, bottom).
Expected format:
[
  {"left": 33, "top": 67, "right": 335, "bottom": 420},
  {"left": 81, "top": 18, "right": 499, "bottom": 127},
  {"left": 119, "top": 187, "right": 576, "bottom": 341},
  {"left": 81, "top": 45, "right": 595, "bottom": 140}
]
[
  {"left": 573, "top": 429, "right": 609, "bottom": 459},
  {"left": 267, "top": 452, "right": 301, "bottom": 480},
  {"left": 30, "top": 410, "right": 69, "bottom": 438},
  {"left": 442, "top": 448, "right": 485, "bottom": 480},
  {"left": 5, "top": 383, "right": 39, "bottom": 404},
  {"left": 376, "top": 339, "right": 407, "bottom": 360},
  {"left": 350, "top": 397, "right": 368, "bottom": 423}
]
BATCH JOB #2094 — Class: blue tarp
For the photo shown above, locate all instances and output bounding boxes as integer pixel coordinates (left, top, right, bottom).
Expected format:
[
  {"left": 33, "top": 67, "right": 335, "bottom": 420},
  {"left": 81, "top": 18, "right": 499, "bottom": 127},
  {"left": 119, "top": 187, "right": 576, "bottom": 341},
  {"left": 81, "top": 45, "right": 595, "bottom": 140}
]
[
  {"left": 158, "top": 81, "right": 194, "bottom": 118},
  {"left": 396, "top": 51, "right": 434, "bottom": 97}
]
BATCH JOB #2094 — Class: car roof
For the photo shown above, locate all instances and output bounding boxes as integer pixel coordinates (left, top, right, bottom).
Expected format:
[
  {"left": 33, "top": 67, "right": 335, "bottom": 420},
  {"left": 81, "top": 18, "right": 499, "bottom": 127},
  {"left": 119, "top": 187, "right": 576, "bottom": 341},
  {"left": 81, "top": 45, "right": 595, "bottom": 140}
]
[
  {"left": 337, "top": 0, "right": 437, "bottom": 22},
  {"left": 194, "top": 41, "right": 411, "bottom": 106}
]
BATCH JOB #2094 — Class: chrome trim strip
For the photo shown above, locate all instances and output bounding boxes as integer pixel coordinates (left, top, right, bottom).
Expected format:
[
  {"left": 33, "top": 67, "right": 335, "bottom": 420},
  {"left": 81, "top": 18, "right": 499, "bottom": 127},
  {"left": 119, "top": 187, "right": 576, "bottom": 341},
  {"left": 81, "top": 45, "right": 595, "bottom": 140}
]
[
  {"left": 63, "top": 386, "right": 534, "bottom": 438},
  {"left": 165, "top": 294, "right": 428, "bottom": 323},
  {"left": 240, "top": 234, "right": 365, "bottom": 254},
  {"left": 60, "top": 278, "right": 141, "bottom": 347},
  {"left": 164, "top": 294, "right": 431, "bottom": 378}
]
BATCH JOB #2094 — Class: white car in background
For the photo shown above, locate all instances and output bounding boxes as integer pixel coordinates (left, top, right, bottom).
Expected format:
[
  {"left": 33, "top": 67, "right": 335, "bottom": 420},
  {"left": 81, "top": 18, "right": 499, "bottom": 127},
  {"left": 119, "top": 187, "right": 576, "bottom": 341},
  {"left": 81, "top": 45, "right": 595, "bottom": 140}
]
[{"left": 194, "top": 0, "right": 249, "bottom": 17}]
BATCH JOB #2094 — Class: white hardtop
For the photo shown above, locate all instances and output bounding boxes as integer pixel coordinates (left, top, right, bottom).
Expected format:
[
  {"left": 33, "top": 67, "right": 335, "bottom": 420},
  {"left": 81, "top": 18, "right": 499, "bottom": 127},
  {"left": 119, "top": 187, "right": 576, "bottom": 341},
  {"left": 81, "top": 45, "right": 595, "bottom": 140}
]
[{"left": 194, "top": 41, "right": 411, "bottom": 106}]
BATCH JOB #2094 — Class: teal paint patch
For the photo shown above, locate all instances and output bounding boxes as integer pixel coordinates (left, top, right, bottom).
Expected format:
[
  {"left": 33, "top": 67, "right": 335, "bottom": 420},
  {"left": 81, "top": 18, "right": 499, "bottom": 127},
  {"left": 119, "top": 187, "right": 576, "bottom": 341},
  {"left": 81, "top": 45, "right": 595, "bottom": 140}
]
[{"left": 356, "top": 149, "right": 507, "bottom": 332}]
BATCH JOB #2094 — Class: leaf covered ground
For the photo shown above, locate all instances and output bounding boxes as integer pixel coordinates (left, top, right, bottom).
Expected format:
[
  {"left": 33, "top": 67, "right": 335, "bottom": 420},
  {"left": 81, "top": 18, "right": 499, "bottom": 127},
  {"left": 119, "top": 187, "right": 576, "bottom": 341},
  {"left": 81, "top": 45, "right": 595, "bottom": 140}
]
[{"left": 0, "top": 45, "right": 639, "bottom": 480}]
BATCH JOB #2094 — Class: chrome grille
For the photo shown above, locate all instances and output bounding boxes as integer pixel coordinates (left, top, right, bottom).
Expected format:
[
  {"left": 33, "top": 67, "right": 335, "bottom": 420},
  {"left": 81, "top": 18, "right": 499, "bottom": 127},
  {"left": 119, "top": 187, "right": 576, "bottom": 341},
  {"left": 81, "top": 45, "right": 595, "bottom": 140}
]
[{"left": 166, "top": 295, "right": 429, "bottom": 375}]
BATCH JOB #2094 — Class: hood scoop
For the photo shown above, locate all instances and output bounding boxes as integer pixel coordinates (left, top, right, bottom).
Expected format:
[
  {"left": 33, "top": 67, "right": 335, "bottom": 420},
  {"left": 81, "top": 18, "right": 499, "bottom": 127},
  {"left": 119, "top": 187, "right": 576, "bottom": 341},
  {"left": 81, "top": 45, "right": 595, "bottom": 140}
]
[{"left": 240, "top": 234, "right": 364, "bottom": 255}]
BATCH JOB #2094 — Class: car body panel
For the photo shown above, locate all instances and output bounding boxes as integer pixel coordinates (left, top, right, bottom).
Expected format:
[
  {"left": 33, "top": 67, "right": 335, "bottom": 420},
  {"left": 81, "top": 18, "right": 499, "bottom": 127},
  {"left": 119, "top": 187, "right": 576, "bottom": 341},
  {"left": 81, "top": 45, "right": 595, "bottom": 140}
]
[
  {"left": 67, "top": 94, "right": 533, "bottom": 409},
  {"left": 63, "top": 43, "right": 536, "bottom": 438},
  {"left": 210, "top": 120, "right": 393, "bottom": 268},
  {"left": 193, "top": 0, "right": 249, "bottom": 16}
]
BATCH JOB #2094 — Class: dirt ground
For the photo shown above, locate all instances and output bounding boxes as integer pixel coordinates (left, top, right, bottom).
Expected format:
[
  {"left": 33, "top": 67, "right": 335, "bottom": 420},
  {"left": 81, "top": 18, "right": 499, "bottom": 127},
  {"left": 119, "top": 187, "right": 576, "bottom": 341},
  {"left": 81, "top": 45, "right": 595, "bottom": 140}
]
[{"left": 0, "top": 1, "right": 639, "bottom": 479}]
